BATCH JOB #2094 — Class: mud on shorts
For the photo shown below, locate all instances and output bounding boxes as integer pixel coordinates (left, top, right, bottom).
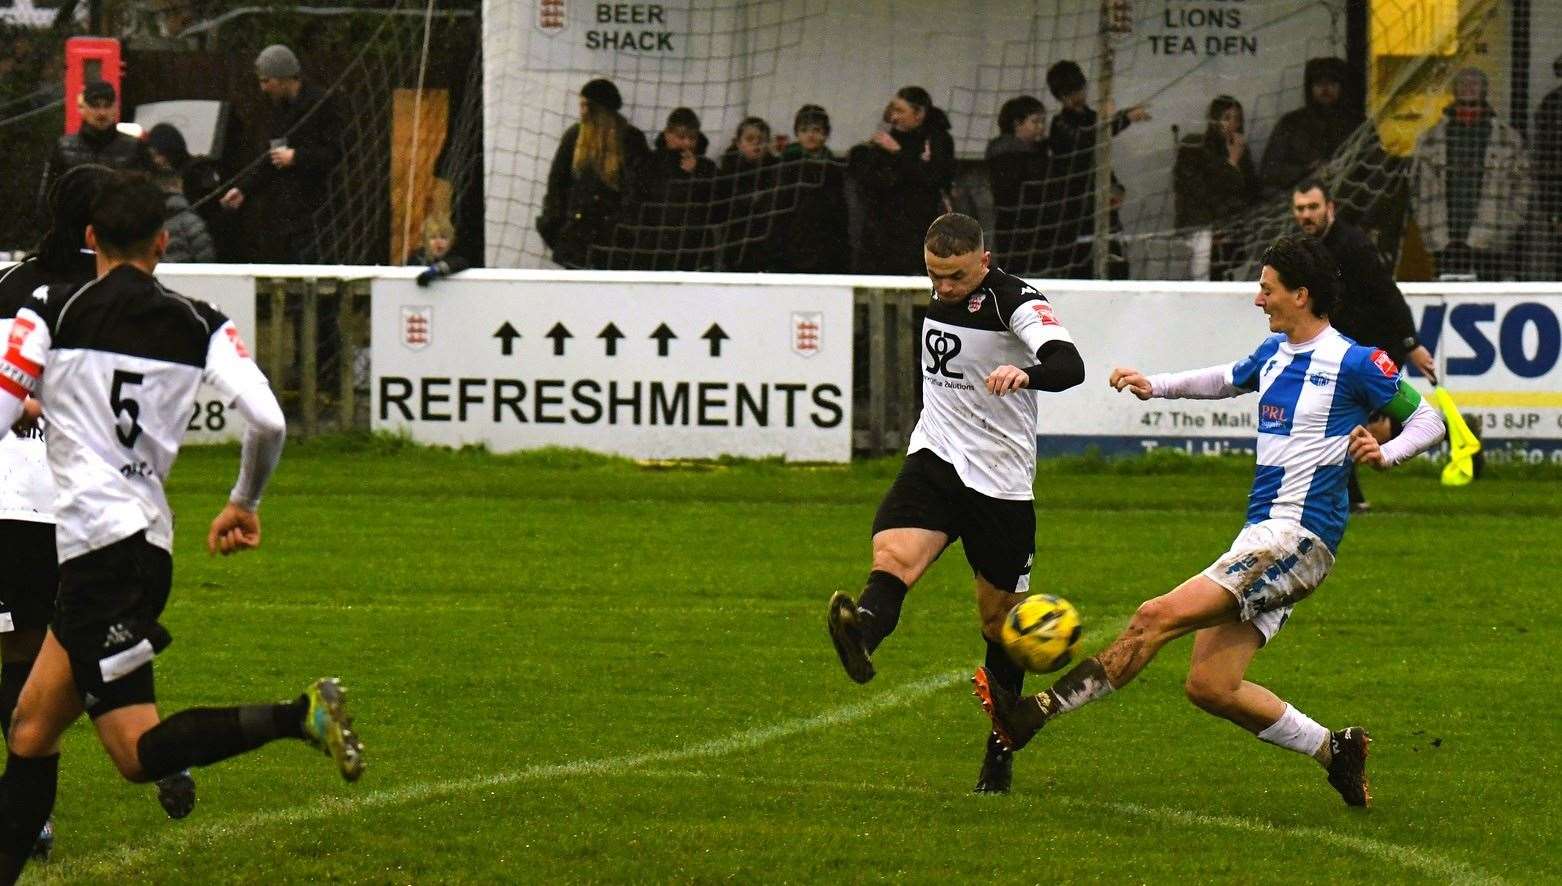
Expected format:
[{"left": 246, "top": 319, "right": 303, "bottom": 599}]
[
  {"left": 0, "top": 520, "right": 60, "bottom": 635},
  {"left": 872, "top": 449, "right": 1035, "bottom": 593},
  {"left": 1202, "top": 519, "right": 1335, "bottom": 646},
  {"left": 53, "top": 531, "right": 174, "bottom": 719}
]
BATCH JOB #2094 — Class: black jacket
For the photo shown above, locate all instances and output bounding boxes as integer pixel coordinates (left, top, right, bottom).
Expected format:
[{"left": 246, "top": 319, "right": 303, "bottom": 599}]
[
  {"left": 714, "top": 150, "right": 781, "bottom": 272},
  {"left": 1173, "top": 126, "right": 1260, "bottom": 229},
  {"left": 626, "top": 132, "right": 718, "bottom": 270},
  {"left": 43, "top": 124, "right": 150, "bottom": 210},
  {"left": 849, "top": 107, "right": 956, "bottom": 275},
  {"left": 986, "top": 134, "right": 1055, "bottom": 274},
  {"left": 772, "top": 144, "right": 850, "bottom": 274},
  {"left": 235, "top": 82, "right": 343, "bottom": 236},
  {"left": 1259, "top": 58, "right": 1364, "bottom": 195},
  {"left": 1048, "top": 105, "right": 1131, "bottom": 246},
  {"left": 1322, "top": 217, "right": 1417, "bottom": 362},
  {"left": 538, "top": 120, "right": 651, "bottom": 269}
]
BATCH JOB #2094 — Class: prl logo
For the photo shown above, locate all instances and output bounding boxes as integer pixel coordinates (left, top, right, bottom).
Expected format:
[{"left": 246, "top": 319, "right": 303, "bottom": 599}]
[
  {"left": 924, "top": 329, "right": 964, "bottom": 379},
  {"left": 1261, "top": 404, "right": 1287, "bottom": 422}
]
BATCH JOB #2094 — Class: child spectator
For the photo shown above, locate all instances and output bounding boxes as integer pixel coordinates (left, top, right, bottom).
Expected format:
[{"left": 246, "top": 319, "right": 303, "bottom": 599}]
[
  {"left": 773, "top": 104, "right": 850, "bottom": 274},
  {"left": 716, "top": 116, "right": 780, "bottom": 271},
  {"left": 1047, "top": 60, "right": 1148, "bottom": 278},
  {"left": 629, "top": 107, "right": 718, "bottom": 270},
  {"left": 986, "top": 94, "right": 1053, "bottom": 275},
  {"left": 408, "top": 215, "right": 470, "bottom": 285}
]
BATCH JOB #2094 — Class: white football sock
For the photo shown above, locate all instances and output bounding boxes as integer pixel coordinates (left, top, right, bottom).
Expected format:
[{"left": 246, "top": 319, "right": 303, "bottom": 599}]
[{"left": 1256, "top": 704, "right": 1330, "bottom": 759}]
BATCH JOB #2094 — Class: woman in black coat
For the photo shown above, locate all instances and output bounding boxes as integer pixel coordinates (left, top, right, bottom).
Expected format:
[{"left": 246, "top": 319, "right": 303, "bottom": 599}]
[
  {"left": 537, "top": 79, "right": 650, "bottom": 268},
  {"left": 849, "top": 86, "right": 956, "bottom": 275},
  {"left": 1173, "top": 95, "right": 1261, "bottom": 279}
]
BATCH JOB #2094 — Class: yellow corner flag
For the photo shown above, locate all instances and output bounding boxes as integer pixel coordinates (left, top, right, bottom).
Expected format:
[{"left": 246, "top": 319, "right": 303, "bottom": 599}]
[{"left": 1433, "top": 387, "right": 1481, "bottom": 486}]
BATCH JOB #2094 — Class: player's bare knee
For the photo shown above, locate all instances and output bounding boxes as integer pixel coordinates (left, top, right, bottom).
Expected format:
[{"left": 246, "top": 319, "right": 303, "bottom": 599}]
[
  {"left": 8, "top": 712, "right": 53, "bottom": 758},
  {"left": 1183, "top": 673, "right": 1236, "bottom": 714},
  {"left": 1129, "top": 598, "right": 1171, "bottom": 636},
  {"left": 869, "top": 547, "right": 916, "bottom": 584}
]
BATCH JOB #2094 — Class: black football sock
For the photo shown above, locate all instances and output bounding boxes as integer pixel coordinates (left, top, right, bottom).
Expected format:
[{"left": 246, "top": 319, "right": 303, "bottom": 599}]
[
  {"left": 136, "top": 698, "right": 308, "bottom": 782},
  {"left": 0, "top": 752, "right": 58, "bottom": 883},
  {"left": 984, "top": 636, "right": 1025, "bottom": 697},
  {"left": 857, "top": 570, "right": 908, "bottom": 653},
  {"left": 0, "top": 662, "right": 33, "bottom": 741}
]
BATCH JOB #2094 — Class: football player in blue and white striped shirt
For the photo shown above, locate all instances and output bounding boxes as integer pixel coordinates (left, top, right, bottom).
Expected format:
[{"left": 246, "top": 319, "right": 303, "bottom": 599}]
[{"left": 973, "top": 234, "right": 1445, "bottom": 807}]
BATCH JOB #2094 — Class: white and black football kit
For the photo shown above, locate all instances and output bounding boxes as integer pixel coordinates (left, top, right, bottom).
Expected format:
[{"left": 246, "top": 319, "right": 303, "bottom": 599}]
[
  {"left": 874, "top": 267, "right": 1079, "bottom": 592},
  {"left": 0, "top": 264, "right": 284, "bottom": 716},
  {"left": 0, "top": 253, "right": 97, "bottom": 635}
]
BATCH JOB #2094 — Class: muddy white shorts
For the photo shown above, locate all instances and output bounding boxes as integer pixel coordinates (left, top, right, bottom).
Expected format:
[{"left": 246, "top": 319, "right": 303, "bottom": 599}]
[{"left": 1202, "top": 519, "right": 1335, "bottom": 645}]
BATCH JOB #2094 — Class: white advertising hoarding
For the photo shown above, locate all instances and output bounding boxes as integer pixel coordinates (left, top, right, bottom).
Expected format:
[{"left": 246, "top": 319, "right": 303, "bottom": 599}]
[
  {"left": 1032, "top": 283, "right": 1562, "bottom": 462},
  {"left": 370, "top": 273, "right": 853, "bottom": 461},
  {"left": 156, "top": 267, "right": 257, "bottom": 444}
]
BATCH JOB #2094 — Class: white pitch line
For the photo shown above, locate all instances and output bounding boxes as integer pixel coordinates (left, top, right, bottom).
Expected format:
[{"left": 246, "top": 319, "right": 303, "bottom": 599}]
[
  {"left": 629, "top": 769, "right": 1507, "bottom": 886},
  {"left": 37, "top": 668, "right": 965, "bottom": 882}
]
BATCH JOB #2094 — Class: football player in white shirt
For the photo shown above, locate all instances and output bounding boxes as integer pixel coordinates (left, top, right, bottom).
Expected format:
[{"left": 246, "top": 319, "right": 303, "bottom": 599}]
[
  {"left": 973, "top": 234, "right": 1445, "bottom": 807},
  {"left": 0, "top": 175, "right": 363, "bottom": 882},
  {"left": 827, "top": 213, "right": 1085, "bottom": 794}
]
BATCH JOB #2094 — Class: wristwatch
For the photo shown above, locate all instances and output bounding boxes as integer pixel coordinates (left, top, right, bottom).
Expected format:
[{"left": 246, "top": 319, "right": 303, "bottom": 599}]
[{"left": 1401, "top": 336, "right": 1418, "bottom": 352}]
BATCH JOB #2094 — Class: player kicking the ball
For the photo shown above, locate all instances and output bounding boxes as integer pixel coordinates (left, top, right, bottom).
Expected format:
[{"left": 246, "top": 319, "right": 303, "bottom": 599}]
[
  {"left": 0, "top": 175, "right": 363, "bottom": 882},
  {"left": 826, "top": 212, "right": 1085, "bottom": 794},
  {"left": 973, "top": 234, "right": 1444, "bottom": 807}
]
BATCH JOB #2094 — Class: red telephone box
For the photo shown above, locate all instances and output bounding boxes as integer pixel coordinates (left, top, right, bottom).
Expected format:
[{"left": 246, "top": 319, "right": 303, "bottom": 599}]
[{"left": 63, "top": 37, "right": 122, "bottom": 134}]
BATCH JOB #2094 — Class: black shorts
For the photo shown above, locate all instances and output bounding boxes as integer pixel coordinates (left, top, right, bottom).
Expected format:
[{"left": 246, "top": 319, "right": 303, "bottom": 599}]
[
  {"left": 54, "top": 532, "right": 173, "bottom": 719},
  {"left": 872, "top": 449, "right": 1035, "bottom": 592},
  {"left": 0, "top": 520, "right": 59, "bottom": 635}
]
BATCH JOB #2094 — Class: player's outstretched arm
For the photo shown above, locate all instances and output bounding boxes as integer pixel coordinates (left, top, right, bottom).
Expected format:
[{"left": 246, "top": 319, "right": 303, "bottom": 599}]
[{"left": 1108, "top": 367, "right": 1154, "bottom": 400}]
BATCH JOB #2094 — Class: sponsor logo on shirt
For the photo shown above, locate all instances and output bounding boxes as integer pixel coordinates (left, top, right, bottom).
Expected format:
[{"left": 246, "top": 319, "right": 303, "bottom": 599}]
[
  {"left": 1308, "top": 372, "right": 1331, "bottom": 387},
  {"left": 6, "top": 317, "right": 34, "bottom": 352},
  {"left": 1031, "top": 302, "right": 1060, "bottom": 326},
  {"left": 226, "top": 326, "right": 250, "bottom": 358},
  {"left": 1259, "top": 404, "right": 1288, "bottom": 431},
  {"left": 1370, "top": 349, "right": 1398, "bottom": 378}
]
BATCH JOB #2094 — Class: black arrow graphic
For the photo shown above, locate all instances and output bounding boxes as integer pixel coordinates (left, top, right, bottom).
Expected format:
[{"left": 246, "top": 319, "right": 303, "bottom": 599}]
[
  {"left": 545, "top": 322, "right": 573, "bottom": 356},
  {"left": 701, "top": 323, "right": 729, "bottom": 357},
  {"left": 650, "top": 323, "right": 677, "bottom": 357},
  {"left": 493, "top": 322, "right": 521, "bottom": 356},
  {"left": 598, "top": 322, "right": 624, "bottom": 356}
]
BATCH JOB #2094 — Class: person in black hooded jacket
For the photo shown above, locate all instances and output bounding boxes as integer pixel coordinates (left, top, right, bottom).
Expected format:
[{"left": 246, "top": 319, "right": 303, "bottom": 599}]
[
  {"left": 1260, "top": 58, "right": 1363, "bottom": 198},
  {"left": 848, "top": 86, "right": 956, "bottom": 275},
  {"left": 986, "top": 95, "right": 1053, "bottom": 275}
]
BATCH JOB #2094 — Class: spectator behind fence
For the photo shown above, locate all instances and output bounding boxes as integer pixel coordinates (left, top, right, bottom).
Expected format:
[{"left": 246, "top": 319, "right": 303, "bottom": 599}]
[
  {"left": 629, "top": 107, "right": 717, "bottom": 271},
  {"left": 408, "top": 215, "right": 470, "bottom": 286},
  {"left": 145, "top": 123, "right": 191, "bottom": 177},
  {"left": 1412, "top": 68, "right": 1529, "bottom": 280},
  {"left": 773, "top": 104, "right": 850, "bottom": 274},
  {"left": 1260, "top": 57, "right": 1362, "bottom": 197},
  {"left": 156, "top": 170, "right": 216, "bottom": 264},
  {"left": 219, "top": 45, "right": 343, "bottom": 263},
  {"left": 1046, "top": 61, "right": 1145, "bottom": 279},
  {"left": 1174, "top": 95, "right": 1260, "bottom": 280},
  {"left": 40, "top": 81, "right": 150, "bottom": 217},
  {"left": 182, "top": 155, "right": 240, "bottom": 261},
  {"left": 537, "top": 78, "right": 650, "bottom": 269},
  {"left": 1536, "top": 54, "right": 1562, "bottom": 278},
  {"left": 716, "top": 116, "right": 779, "bottom": 272},
  {"left": 986, "top": 94, "right": 1053, "bottom": 275},
  {"left": 848, "top": 86, "right": 956, "bottom": 275}
]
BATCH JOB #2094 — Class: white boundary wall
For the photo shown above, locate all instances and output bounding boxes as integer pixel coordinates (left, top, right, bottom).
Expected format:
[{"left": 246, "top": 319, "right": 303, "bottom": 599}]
[{"left": 21, "top": 265, "right": 1562, "bottom": 462}]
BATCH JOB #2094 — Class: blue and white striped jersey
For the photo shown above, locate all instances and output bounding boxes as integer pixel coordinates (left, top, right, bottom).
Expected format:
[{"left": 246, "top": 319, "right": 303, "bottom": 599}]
[{"left": 1227, "top": 327, "right": 1402, "bottom": 552}]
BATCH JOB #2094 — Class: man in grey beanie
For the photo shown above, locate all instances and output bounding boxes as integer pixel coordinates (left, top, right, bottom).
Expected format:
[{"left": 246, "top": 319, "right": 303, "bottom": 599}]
[{"left": 219, "top": 44, "right": 342, "bottom": 263}]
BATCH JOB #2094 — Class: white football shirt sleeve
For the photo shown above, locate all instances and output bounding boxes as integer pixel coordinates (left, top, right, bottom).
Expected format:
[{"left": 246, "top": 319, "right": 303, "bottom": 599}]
[
  {"left": 1007, "top": 297, "right": 1074, "bottom": 355},
  {"left": 0, "top": 307, "right": 52, "bottom": 436},
  {"left": 201, "top": 321, "right": 270, "bottom": 404}
]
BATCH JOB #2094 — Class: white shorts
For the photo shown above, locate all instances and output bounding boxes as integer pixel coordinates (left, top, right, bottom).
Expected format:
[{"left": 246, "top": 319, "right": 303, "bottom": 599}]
[{"left": 1202, "top": 519, "right": 1335, "bottom": 645}]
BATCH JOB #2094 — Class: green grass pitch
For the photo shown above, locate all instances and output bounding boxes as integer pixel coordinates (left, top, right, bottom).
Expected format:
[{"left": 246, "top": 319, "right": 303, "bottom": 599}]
[{"left": 29, "top": 441, "right": 1562, "bottom": 883}]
